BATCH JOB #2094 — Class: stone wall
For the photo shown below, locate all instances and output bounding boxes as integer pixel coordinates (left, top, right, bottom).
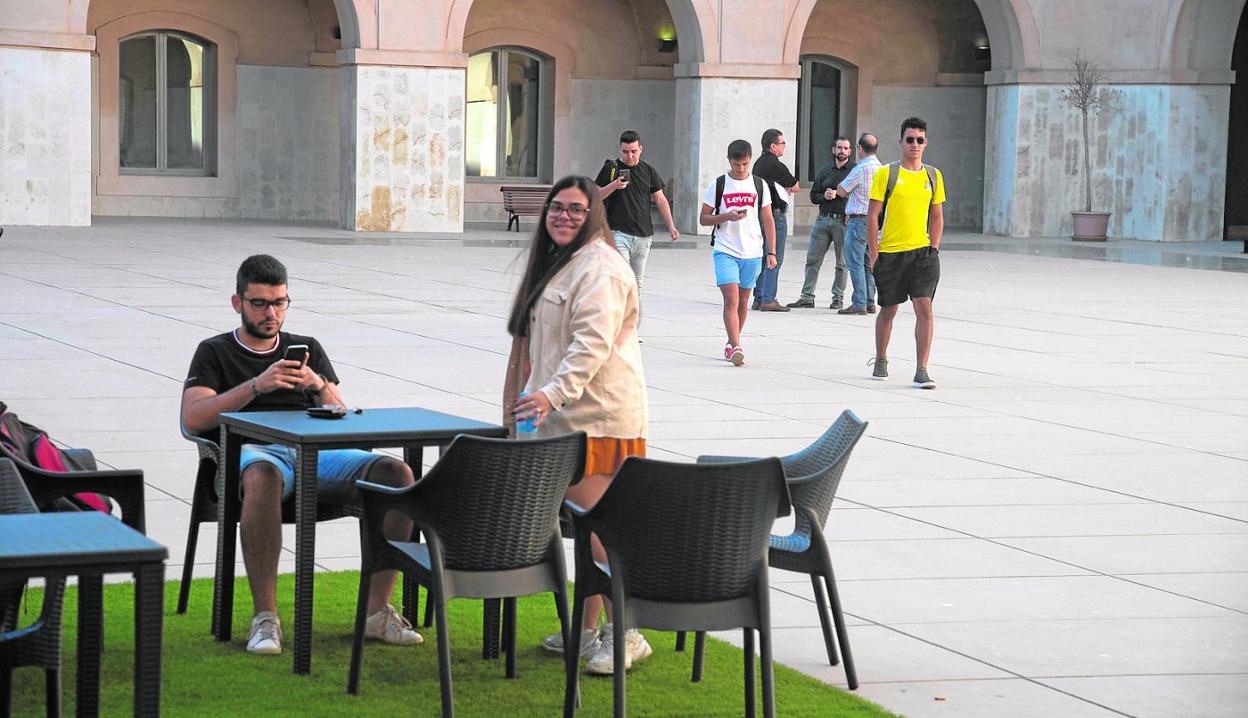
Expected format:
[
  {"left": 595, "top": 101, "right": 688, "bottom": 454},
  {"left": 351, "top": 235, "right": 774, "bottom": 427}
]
[
  {"left": 0, "top": 47, "right": 91, "bottom": 226},
  {"left": 673, "top": 77, "right": 798, "bottom": 234},
  {"left": 871, "top": 85, "right": 987, "bottom": 228},
  {"left": 984, "top": 83, "right": 1229, "bottom": 241},
  {"left": 93, "top": 65, "right": 339, "bottom": 220},
  {"left": 341, "top": 65, "right": 465, "bottom": 232},
  {"left": 569, "top": 79, "right": 676, "bottom": 181}
]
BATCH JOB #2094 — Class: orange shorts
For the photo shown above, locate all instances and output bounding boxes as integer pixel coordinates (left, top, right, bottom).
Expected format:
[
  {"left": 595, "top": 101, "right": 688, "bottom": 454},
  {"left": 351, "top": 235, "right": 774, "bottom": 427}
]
[{"left": 584, "top": 437, "right": 646, "bottom": 477}]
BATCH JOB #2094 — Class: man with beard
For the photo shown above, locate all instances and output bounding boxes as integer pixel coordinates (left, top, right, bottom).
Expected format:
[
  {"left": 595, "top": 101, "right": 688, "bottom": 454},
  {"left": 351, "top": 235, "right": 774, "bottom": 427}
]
[
  {"left": 787, "top": 137, "right": 854, "bottom": 309},
  {"left": 181, "top": 254, "right": 421, "bottom": 655}
]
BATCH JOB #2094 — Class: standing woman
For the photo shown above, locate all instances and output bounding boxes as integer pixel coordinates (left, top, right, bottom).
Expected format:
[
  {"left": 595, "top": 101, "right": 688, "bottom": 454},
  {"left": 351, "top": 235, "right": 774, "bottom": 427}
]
[{"left": 504, "top": 175, "right": 651, "bottom": 675}]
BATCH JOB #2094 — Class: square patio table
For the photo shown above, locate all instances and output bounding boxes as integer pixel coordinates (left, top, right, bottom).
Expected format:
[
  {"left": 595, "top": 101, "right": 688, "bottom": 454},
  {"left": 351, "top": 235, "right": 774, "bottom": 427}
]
[
  {"left": 0, "top": 512, "right": 167, "bottom": 717},
  {"left": 211, "top": 407, "right": 507, "bottom": 675}
]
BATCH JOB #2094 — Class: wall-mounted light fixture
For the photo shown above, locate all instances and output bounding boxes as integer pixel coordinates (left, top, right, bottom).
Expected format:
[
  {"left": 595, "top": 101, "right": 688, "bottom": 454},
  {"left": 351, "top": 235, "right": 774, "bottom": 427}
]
[
  {"left": 657, "top": 37, "right": 677, "bottom": 53},
  {"left": 974, "top": 45, "right": 991, "bottom": 62}
]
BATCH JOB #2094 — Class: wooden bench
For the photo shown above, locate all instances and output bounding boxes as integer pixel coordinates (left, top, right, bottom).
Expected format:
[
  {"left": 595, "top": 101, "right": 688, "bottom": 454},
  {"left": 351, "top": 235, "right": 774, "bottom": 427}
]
[{"left": 500, "top": 185, "right": 552, "bottom": 232}]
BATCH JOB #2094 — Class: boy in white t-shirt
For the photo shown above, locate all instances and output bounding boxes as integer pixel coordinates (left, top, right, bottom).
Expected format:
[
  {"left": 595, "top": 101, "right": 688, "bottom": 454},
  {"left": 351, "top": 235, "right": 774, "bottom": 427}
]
[{"left": 700, "top": 139, "right": 778, "bottom": 366}]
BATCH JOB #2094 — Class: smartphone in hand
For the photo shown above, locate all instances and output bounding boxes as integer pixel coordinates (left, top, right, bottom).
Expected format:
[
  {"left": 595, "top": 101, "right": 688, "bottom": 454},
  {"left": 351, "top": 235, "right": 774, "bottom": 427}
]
[
  {"left": 284, "top": 344, "right": 309, "bottom": 368},
  {"left": 619, "top": 168, "right": 631, "bottom": 185}
]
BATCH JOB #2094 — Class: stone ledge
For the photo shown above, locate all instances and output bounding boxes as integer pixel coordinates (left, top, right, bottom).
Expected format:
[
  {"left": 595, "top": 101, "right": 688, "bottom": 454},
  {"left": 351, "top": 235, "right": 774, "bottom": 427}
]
[{"left": 0, "top": 29, "right": 94, "bottom": 52}]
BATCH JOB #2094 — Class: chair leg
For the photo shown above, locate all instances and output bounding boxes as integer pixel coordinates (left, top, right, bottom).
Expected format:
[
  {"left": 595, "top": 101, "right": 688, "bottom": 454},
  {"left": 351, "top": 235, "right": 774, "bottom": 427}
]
[
  {"left": 481, "top": 599, "right": 501, "bottom": 659},
  {"left": 424, "top": 591, "right": 434, "bottom": 628},
  {"left": 612, "top": 613, "right": 626, "bottom": 718},
  {"left": 2, "top": 668, "right": 12, "bottom": 718},
  {"left": 760, "top": 628, "right": 776, "bottom": 718},
  {"left": 810, "top": 574, "right": 840, "bottom": 666},
  {"left": 692, "top": 631, "right": 706, "bottom": 682},
  {"left": 45, "top": 669, "right": 60, "bottom": 718},
  {"left": 503, "top": 597, "right": 518, "bottom": 679},
  {"left": 675, "top": 631, "right": 686, "bottom": 652},
  {"left": 177, "top": 514, "right": 201, "bottom": 614},
  {"left": 434, "top": 591, "right": 455, "bottom": 718},
  {"left": 822, "top": 570, "right": 858, "bottom": 690},
  {"left": 346, "top": 572, "right": 372, "bottom": 695},
  {"left": 564, "top": 592, "right": 586, "bottom": 718},
  {"left": 743, "top": 629, "right": 756, "bottom": 718}
]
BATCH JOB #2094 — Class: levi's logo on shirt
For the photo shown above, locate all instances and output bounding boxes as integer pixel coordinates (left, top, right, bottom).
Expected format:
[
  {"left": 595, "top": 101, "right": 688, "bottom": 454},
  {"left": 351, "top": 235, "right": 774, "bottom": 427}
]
[{"left": 723, "top": 192, "right": 756, "bottom": 209}]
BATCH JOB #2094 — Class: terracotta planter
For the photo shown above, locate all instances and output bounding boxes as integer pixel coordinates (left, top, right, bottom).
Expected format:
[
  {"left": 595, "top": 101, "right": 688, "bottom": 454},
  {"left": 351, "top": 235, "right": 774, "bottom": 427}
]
[{"left": 1071, "top": 211, "right": 1110, "bottom": 241}]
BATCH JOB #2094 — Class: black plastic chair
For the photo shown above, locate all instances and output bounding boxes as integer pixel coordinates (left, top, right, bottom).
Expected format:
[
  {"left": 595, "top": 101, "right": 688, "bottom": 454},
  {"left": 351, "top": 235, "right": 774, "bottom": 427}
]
[
  {"left": 0, "top": 441, "right": 145, "bottom": 534},
  {"left": 347, "top": 431, "right": 586, "bottom": 717},
  {"left": 0, "top": 458, "right": 67, "bottom": 718},
  {"left": 176, "top": 425, "right": 360, "bottom": 614},
  {"left": 563, "top": 456, "right": 791, "bottom": 718},
  {"left": 684, "top": 410, "right": 868, "bottom": 690}
]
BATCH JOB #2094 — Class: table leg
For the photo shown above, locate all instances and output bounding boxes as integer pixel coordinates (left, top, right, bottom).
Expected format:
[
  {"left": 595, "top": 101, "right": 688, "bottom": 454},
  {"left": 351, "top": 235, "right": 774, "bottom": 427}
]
[
  {"left": 212, "top": 430, "right": 242, "bottom": 641},
  {"left": 293, "top": 446, "right": 319, "bottom": 675},
  {"left": 401, "top": 445, "right": 424, "bottom": 625},
  {"left": 134, "top": 561, "right": 165, "bottom": 716},
  {"left": 76, "top": 573, "right": 104, "bottom": 718}
]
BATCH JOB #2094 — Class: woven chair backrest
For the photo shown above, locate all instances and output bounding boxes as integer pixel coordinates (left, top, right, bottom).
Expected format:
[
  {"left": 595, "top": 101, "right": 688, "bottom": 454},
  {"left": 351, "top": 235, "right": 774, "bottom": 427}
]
[
  {"left": 592, "top": 456, "right": 788, "bottom": 603},
  {"left": 781, "top": 411, "right": 867, "bottom": 538},
  {"left": 1, "top": 458, "right": 39, "bottom": 626},
  {"left": 420, "top": 432, "right": 586, "bottom": 571}
]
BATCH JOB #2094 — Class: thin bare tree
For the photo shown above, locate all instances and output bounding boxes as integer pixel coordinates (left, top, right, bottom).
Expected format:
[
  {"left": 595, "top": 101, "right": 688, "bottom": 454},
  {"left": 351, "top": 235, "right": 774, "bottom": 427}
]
[{"left": 1060, "top": 51, "right": 1120, "bottom": 213}]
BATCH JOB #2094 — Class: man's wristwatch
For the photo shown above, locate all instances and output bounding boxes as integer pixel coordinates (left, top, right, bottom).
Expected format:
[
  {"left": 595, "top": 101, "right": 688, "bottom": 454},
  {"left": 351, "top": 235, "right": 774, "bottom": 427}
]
[{"left": 313, "top": 373, "right": 330, "bottom": 393}]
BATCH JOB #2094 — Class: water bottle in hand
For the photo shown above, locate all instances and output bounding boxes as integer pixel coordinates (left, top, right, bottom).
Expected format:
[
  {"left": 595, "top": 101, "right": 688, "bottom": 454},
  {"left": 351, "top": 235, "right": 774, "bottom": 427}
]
[{"left": 516, "top": 391, "right": 538, "bottom": 434}]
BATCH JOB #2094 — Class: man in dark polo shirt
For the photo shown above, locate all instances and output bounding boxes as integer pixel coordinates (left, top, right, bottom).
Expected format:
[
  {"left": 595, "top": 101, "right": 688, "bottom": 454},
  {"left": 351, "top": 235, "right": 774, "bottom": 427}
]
[
  {"left": 751, "top": 128, "right": 800, "bottom": 311},
  {"left": 595, "top": 130, "right": 680, "bottom": 305},
  {"left": 788, "top": 137, "right": 855, "bottom": 309}
]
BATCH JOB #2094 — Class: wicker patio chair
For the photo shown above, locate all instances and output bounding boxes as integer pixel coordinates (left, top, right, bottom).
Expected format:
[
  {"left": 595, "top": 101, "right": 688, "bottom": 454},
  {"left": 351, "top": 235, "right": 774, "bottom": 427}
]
[
  {"left": 0, "top": 458, "right": 67, "bottom": 718},
  {"left": 347, "top": 431, "right": 586, "bottom": 717},
  {"left": 683, "top": 410, "right": 868, "bottom": 690},
  {"left": 0, "top": 440, "right": 145, "bottom": 533},
  {"left": 562, "top": 456, "right": 791, "bottom": 718}
]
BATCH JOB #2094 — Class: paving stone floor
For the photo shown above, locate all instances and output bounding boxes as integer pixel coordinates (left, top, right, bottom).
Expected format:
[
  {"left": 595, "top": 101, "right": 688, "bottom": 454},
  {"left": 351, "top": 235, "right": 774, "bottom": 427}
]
[{"left": 1, "top": 218, "right": 1246, "bottom": 718}]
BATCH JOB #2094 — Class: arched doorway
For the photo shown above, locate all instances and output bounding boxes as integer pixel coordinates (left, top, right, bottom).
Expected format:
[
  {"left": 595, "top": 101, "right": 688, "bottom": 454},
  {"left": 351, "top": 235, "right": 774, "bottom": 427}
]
[{"left": 1227, "top": 5, "right": 1248, "bottom": 242}]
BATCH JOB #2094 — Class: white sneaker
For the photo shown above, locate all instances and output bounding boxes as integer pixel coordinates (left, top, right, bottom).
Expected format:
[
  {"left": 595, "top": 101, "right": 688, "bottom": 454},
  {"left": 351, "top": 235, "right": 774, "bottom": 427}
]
[
  {"left": 585, "top": 624, "right": 652, "bottom": 675},
  {"left": 365, "top": 604, "right": 424, "bottom": 646},
  {"left": 542, "top": 626, "right": 601, "bottom": 657},
  {"left": 246, "top": 611, "right": 282, "bottom": 655}
]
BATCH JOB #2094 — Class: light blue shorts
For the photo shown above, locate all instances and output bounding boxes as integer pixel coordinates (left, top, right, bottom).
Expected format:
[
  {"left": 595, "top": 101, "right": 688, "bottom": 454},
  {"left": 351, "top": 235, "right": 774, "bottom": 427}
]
[
  {"left": 239, "top": 444, "right": 382, "bottom": 503},
  {"left": 713, "top": 251, "right": 763, "bottom": 289}
]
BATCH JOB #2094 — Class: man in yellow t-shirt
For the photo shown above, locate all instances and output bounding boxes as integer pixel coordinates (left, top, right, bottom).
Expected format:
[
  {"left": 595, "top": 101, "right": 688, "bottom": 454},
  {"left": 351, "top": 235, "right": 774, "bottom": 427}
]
[{"left": 865, "top": 116, "right": 945, "bottom": 389}]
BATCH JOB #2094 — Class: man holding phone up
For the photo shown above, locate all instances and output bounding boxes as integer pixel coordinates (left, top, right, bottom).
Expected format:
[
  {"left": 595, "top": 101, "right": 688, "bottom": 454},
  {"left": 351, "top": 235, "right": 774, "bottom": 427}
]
[
  {"left": 595, "top": 130, "right": 680, "bottom": 302},
  {"left": 181, "top": 254, "right": 421, "bottom": 656}
]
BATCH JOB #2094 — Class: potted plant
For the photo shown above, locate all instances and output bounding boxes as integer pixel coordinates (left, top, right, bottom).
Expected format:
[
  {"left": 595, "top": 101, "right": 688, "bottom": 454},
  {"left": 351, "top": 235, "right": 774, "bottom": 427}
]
[{"left": 1061, "top": 51, "right": 1120, "bottom": 241}]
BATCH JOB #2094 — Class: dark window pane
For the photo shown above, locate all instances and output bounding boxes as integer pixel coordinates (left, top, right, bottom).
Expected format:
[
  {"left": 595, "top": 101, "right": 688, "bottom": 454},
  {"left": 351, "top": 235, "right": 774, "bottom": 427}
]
[
  {"left": 166, "top": 35, "right": 206, "bottom": 170},
  {"left": 119, "top": 35, "right": 157, "bottom": 169},
  {"left": 806, "top": 62, "right": 840, "bottom": 177},
  {"left": 504, "top": 52, "right": 540, "bottom": 178}
]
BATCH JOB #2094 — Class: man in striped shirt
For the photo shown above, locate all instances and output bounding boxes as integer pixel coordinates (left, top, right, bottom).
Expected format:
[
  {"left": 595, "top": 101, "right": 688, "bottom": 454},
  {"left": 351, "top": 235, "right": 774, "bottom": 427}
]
[{"left": 834, "top": 134, "right": 883, "bottom": 315}]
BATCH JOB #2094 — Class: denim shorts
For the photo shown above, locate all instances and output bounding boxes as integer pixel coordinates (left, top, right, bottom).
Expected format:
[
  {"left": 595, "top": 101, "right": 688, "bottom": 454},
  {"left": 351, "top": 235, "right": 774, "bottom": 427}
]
[
  {"left": 712, "top": 251, "right": 763, "bottom": 289},
  {"left": 239, "top": 444, "right": 382, "bottom": 503}
]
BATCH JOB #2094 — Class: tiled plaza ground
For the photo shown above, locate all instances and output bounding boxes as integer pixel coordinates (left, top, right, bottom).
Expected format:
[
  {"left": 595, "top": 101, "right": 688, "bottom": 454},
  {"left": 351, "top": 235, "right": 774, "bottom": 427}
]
[{"left": 1, "top": 218, "right": 1246, "bottom": 718}]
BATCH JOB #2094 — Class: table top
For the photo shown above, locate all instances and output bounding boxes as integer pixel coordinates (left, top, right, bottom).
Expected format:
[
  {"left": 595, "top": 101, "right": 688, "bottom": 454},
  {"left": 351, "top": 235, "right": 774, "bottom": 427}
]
[
  {"left": 0, "top": 513, "right": 167, "bottom": 571},
  {"left": 219, "top": 406, "right": 507, "bottom": 445}
]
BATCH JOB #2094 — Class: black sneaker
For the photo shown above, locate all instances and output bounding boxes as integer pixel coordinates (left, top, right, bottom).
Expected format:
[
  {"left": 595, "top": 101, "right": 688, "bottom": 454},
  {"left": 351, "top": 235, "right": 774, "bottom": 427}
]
[
  {"left": 786, "top": 298, "right": 815, "bottom": 308},
  {"left": 869, "top": 358, "right": 888, "bottom": 381},
  {"left": 913, "top": 367, "right": 936, "bottom": 389},
  {"left": 829, "top": 299, "right": 844, "bottom": 310}
]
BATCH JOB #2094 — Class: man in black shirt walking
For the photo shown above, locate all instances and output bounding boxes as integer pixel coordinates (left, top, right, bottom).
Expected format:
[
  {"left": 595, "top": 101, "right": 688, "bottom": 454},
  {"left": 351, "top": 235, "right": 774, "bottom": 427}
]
[
  {"left": 751, "top": 128, "right": 800, "bottom": 311},
  {"left": 595, "top": 130, "right": 680, "bottom": 301},
  {"left": 788, "top": 137, "right": 855, "bottom": 308}
]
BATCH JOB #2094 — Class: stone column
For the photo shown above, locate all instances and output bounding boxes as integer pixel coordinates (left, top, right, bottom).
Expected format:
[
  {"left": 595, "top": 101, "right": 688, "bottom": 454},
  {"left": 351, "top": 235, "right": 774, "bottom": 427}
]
[
  {"left": 671, "top": 73, "right": 799, "bottom": 235},
  {"left": 983, "top": 81, "right": 1230, "bottom": 241},
  {"left": 339, "top": 59, "right": 465, "bottom": 232},
  {"left": 0, "top": 45, "right": 92, "bottom": 226}
]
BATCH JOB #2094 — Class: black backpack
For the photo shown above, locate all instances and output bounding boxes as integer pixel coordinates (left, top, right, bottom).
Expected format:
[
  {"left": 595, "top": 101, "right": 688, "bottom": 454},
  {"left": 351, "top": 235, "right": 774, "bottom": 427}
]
[
  {"left": 879, "top": 161, "right": 938, "bottom": 230},
  {"left": 709, "top": 173, "right": 765, "bottom": 247}
]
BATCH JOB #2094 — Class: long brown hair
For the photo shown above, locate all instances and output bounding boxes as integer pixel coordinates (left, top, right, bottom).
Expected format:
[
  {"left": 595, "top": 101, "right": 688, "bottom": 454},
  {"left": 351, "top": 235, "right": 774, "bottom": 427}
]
[{"left": 506, "top": 175, "right": 611, "bottom": 337}]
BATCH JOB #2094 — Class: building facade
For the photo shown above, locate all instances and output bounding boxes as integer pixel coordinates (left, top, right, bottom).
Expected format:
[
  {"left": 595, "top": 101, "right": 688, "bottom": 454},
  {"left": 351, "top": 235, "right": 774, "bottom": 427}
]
[{"left": 1, "top": 0, "right": 1244, "bottom": 241}]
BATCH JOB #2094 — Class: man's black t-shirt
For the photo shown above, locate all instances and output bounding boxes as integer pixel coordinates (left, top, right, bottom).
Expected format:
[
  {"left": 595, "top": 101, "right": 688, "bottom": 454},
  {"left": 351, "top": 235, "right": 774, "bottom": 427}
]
[
  {"left": 751, "top": 152, "right": 799, "bottom": 213},
  {"left": 593, "top": 159, "right": 665, "bottom": 237},
  {"left": 184, "top": 330, "right": 339, "bottom": 441}
]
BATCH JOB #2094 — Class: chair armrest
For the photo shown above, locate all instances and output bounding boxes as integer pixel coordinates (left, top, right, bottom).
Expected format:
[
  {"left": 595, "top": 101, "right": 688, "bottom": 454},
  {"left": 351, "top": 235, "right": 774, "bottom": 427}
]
[
  {"left": 21, "top": 467, "right": 147, "bottom": 533},
  {"left": 563, "top": 498, "right": 589, "bottom": 517},
  {"left": 63, "top": 447, "right": 98, "bottom": 471},
  {"left": 695, "top": 454, "right": 757, "bottom": 465}
]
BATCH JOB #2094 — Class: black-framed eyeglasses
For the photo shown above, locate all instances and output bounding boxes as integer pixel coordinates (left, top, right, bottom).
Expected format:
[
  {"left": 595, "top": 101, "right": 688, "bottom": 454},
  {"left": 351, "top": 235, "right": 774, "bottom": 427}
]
[
  {"left": 904, "top": 136, "right": 927, "bottom": 145},
  {"left": 546, "top": 202, "right": 589, "bottom": 219},
  {"left": 240, "top": 295, "right": 292, "bottom": 311}
]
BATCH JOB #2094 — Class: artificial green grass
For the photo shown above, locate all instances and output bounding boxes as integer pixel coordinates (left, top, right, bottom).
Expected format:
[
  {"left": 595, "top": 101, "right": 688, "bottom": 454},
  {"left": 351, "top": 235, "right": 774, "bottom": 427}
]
[{"left": 9, "top": 572, "right": 895, "bottom": 717}]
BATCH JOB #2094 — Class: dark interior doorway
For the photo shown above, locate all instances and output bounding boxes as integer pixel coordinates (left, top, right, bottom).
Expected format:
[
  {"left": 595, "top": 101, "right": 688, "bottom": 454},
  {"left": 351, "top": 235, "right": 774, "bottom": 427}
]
[{"left": 1226, "top": 5, "right": 1248, "bottom": 245}]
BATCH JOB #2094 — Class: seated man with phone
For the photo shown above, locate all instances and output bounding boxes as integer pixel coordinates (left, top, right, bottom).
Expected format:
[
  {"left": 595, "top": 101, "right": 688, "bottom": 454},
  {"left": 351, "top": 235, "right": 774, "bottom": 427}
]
[{"left": 181, "top": 254, "right": 421, "bottom": 656}]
